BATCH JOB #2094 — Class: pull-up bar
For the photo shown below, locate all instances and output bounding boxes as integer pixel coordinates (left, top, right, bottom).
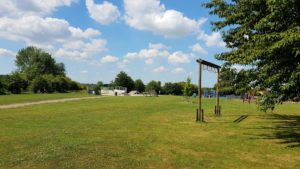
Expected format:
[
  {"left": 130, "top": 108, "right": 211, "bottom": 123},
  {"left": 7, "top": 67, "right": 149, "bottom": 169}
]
[{"left": 196, "top": 59, "right": 221, "bottom": 122}]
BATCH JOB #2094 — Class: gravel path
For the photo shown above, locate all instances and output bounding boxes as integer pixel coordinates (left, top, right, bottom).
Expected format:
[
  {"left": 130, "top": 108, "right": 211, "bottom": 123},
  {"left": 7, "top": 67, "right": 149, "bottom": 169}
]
[{"left": 0, "top": 96, "right": 107, "bottom": 109}]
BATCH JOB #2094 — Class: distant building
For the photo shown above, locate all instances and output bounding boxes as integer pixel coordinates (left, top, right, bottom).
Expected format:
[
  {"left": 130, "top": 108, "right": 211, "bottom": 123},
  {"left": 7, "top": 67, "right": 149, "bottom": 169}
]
[
  {"left": 101, "top": 86, "right": 127, "bottom": 96},
  {"left": 129, "top": 90, "right": 142, "bottom": 96}
]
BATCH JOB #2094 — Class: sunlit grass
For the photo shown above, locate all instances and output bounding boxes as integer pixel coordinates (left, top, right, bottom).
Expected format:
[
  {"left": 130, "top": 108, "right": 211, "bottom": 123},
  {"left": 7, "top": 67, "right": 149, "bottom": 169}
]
[{"left": 0, "top": 96, "right": 299, "bottom": 168}]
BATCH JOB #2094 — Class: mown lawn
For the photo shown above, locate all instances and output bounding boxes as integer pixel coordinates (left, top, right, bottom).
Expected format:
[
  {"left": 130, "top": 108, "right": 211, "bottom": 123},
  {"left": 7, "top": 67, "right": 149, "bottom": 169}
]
[
  {"left": 0, "top": 92, "right": 95, "bottom": 105},
  {"left": 0, "top": 96, "right": 299, "bottom": 169}
]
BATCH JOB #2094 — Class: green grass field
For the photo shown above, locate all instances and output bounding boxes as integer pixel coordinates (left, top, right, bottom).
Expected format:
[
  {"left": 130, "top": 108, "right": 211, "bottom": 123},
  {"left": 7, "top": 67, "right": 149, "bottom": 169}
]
[
  {"left": 0, "top": 95, "right": 299, "bottom": 168},
  {"left": 0, "top": 92, "right": 95, "bottom": 105}
]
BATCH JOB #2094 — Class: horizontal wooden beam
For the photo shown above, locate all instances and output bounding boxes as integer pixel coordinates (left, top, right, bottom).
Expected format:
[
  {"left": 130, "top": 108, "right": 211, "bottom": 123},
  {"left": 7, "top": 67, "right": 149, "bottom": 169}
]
[{"left": 196, "top": 59, "right": 221, "bottom": 69}]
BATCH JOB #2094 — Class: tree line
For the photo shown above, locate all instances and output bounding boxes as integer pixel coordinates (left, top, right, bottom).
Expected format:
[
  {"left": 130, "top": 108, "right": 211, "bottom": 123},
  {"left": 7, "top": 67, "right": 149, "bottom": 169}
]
[
  {"left": 0, "top": 47, "right": 82, "bottom": 95},
  {"left": 93, "top": 71, "right": 199, "bottom": 96}
]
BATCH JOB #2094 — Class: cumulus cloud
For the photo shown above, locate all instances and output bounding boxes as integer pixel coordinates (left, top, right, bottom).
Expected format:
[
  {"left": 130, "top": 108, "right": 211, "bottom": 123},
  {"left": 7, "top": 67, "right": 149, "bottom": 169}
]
[
  {"left": 168, "top": 51, "right": 193, "bottom": 64},
  {"left": 0, "top": 14, "right": 110, "bottom": 61},
  {"left": 0, "top": 0, "right": 117, "bottom": 64},
  {"left": 172, "top": 67, "right": 185, "bottom": 74},
  {"left": 0, "top": 48, "right": 16, "bottom": 58},
  {"left": 125, "top": 43, "right": 194, "bottom": 65},
  {"left": 100, "top": 55, "right": 119, "bottom": 64},
  {"left": 86, "top": 0, "right": 120, "bottom": 25},
  {"left": 124, "top": 43, "right": 169, "bottom": 64},
  {"left": 124, "top": 0, "right": 204, "bottom": 38},
  {"left": 198, "top": 31, "right": 226, "bottom": 47},
  {"left": 0, "top": 0, "right": 77, "bottom": 17},
  {"left": 55, "top": 38, "right": 107, "bottom": 60},
  {"left": 0, "top": 16, "right": 102, "bottom": 47},
  {"left": 191, "top": 43, "right": 207, "bottom": 54},
  {"left": 153, "top": 66, "right": 167, "bottom": 73}
]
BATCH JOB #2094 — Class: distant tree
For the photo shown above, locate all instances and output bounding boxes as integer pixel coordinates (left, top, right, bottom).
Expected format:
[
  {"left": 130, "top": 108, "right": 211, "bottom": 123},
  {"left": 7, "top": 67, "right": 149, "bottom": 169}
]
[
  {"left": 114, "top": 71, "right": 135, "bottom": 92},
  {"left": 134, "top": 79, "right": 145, "bottom": 93},
  {"left": 218, "top": 66, "right": 237, "bottom": 95},
  {"left": 94, "top": 81, "right": 104, "bottom": 91},
  {"left": 190, "top": 84, "right": 198, "bottom": 95},
  {"left": 204, "top": 0, "right": 300, "bottom": 110},
  {"left": 30, "top": 76, "right": 50, "bottom": 93},
  {"left": 109, "top": 80, "right": 116, "bottom": 88},
  {"left": 146, "top": 81, "right": 161, "bottom": 94},
  {"left": 15, "top": 46, "right": 65, "bottom": 80},
  {"left": 0, "top": 75, "right": 9, "bottom": 95},
  {"left": 162, "top": 82, "right": 183, "bottom": 95},
  {"left": 68, "top": 81, "right": 81, "bottom": 91},
  {"left": 7, "top": 73, "right": 28, "bottom": 94},
  {"left": 162, "top": 82, "right": 173, "bottom": 95},
  {"left": 234, "top": 69, "right": 256, "bottom": 95},
  {"left": 183, "top": 77, "right": 192, "bottom": 97},
  {"left": 0, "top": 80, "right": 7, "bottom": 95}
]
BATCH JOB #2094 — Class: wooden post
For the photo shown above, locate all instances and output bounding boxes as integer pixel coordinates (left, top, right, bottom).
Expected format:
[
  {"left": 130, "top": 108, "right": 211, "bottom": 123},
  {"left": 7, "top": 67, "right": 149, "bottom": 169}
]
[
  {"left": 198, "top": 63, "right": 202, "bottom": 122},
  {"left": 216, "top": 68, "right": 220, "bottom": 110},
  {"left": 201, "top": 109, "right": 204, "bottom": 122}
]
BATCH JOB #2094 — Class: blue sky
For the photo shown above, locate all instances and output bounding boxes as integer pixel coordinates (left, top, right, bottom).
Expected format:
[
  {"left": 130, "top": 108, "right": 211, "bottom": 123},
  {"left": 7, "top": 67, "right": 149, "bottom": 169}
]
[{"left": 0, "top": 0, "right": 229, "bottom": 87}]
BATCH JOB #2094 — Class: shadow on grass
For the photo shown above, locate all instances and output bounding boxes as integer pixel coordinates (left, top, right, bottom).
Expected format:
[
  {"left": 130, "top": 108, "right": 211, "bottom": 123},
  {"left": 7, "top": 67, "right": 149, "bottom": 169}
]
[
  {"left": 253, "top": 114, "right": 300, "bottom": 148},
  {"left": 233, "top": 115, "right": 249, "bottom": 123}
]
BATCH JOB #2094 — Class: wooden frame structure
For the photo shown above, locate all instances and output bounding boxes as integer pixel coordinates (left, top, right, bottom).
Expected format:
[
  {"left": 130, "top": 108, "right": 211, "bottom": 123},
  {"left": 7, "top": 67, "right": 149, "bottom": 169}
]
[{"left": 196, "top": 59, "right": 221, "bottom": 122}]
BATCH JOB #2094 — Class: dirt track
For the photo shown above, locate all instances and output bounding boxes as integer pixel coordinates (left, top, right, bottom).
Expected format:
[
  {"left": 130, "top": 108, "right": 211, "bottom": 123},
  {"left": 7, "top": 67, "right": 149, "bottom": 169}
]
[{"left": 0, "top": 96, "right": 106, "bottom": 109}]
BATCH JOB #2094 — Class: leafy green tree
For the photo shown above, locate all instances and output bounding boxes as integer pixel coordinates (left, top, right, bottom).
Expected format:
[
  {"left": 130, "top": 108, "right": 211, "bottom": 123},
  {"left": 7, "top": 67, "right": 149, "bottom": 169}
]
[
  {"left": 146, "top": 81, "right": 161, "bottom": 94},
  {"left": 204, "top": 0, "right": 300, "bottom": 110},
  {"left": 162, "top": 82, "right": 183, "bottom": 95},
  {"left": 114, "top": 71, "right": 135, "bottom": 92},
  {"left": 7, "top": 73, "right": 28, "bottom": 94},
  {"left": 134, "top": 79, "right": 145, "bottom": 93},
  {"left": 30, "top": 76, "right": 50, "bottom": 93},
  {"left": 0, "top": 80, "right": 7, "bottom": 95},
  {"left": 15, "top": 46, "right": 65, "bottom": 80},
  {"left": 183, "top": 77, "right": 192, "bottom": 97},
  {"left": 93, "top": 81, "right": 104, "bottom": 91},
  {"left": 218, "top": 66, "right": 237, "bottom": 95},
  {"left": 162, "top": 82, "right": 174, "bottom": 95},
  {"left": 234, "top": 69, "right": 256, "bottom": 95}
]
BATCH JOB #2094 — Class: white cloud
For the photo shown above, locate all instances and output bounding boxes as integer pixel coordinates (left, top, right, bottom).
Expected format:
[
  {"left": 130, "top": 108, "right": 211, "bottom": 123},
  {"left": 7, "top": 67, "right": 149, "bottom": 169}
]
[
  {"left": 69, "top": 27, "right": 101, "bottom": 39},
  {"left": 124, "top": 43, "right": 194, "bottom": 65},
  {"left": 55, "top": 49, "right": 89, "bottom": 60},
  {"left": 84, "top": 39, "right": 107, "bottom": 54},
  {"left": 0, "top": 0, "right": 77, "bottom": 17},
  {"left": 100, "top": 55, "right": 119, "bottom": 64},
  {"left": 168, "top": 51, "right": 192, "bottom": 64},
  {"left": 172, "top": 67, "right": 185, "bottom": 74},
  {"left": 0, "top": 16, "right": 70, "bottom": 43},
  {"left": 191, "top": 43, "right": 207, "bottom": 54},
  {"left": 0, "top": 16, "right": 102, "bottom": 46},
  {"left": 124, "top": 0, "right": 205, "bottom": 38},
  {"left": 198, "top": 31, "right": 226, "bottom": 47},
  {"left": 124, "top": 43, "right": 169, "bottom": 61},
  {"left": 153, "top": 66, "right": 167, "bottom": 73},
  {"left": 86, "top": 0, "right": 120, "bottom": 25},
  {"left": 0, "top": 15, "right": 109, "bottom": 61},
  {"left": 0, "top": 48, "right": 16, "bottom": 58}
]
